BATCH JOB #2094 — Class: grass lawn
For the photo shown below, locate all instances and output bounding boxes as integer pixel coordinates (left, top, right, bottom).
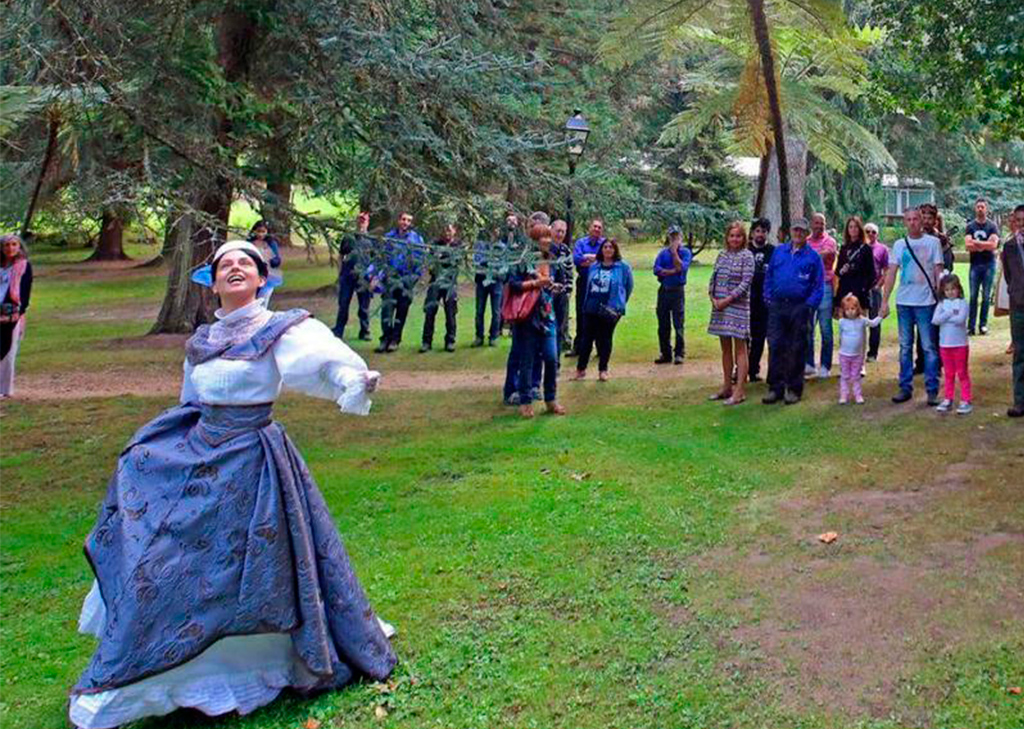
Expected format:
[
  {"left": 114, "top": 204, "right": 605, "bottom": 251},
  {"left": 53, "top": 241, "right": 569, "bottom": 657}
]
[{"left": 1, "top": 242, "right": 1022, "bottom": 729}]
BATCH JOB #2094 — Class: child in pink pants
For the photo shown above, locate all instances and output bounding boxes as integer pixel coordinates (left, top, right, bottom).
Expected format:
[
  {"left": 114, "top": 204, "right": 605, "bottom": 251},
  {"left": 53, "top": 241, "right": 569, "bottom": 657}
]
[
  {"left": 931, "top": 274, "right": 972, "bottom": 414},
  {"left": 836, "top": 294, "right": 882, "bottom": 404}
]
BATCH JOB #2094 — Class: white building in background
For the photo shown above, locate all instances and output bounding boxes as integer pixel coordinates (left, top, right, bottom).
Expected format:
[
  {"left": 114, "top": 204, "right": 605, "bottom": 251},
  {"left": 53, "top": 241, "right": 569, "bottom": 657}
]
[{"left": 881, "top": 174, "right": 935, "bottom": 222}]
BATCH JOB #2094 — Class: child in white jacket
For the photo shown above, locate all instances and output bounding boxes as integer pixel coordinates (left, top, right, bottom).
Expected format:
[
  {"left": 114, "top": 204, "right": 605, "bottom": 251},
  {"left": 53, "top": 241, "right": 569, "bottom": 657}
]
[
  {"left": 836, "top": 294, "right": 882, "bottom": 404},
  {"left": 931, "top": 274, "right": 971, "bottom": 414}
]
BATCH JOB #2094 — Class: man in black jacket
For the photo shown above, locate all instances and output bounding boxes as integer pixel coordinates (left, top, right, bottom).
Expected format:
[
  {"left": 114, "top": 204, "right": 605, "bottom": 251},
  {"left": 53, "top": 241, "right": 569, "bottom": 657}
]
[
  {"left": 332, "top": 211, "right": 373, "bottom": 341},
  {"left": 748, "top": 218, "right": 775, "bottom": 381}
]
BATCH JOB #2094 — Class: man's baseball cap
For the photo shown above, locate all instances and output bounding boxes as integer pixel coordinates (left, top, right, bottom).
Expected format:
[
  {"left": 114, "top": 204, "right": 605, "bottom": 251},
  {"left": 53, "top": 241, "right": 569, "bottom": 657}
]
[{"left": 790, "top": 217, "right": 810, "bottom": 231}]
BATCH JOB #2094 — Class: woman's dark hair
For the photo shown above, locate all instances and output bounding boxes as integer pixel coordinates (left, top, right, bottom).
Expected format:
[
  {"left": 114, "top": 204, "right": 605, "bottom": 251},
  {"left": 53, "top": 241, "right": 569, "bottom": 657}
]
[
  {"left": 600, "top": 238, "right": 622, "bottom": 262},
  {"left": 843, "top": 215, "right": 865, "bottom": 246},
  {"left": 938, "top": 272, "right": 964, "bottom": 301},
  {"left": 213, "top": 249, "right": 269, "bottom": 281},
  {"left": 249, "top": 220, "right": 271, "bottom": 236}
]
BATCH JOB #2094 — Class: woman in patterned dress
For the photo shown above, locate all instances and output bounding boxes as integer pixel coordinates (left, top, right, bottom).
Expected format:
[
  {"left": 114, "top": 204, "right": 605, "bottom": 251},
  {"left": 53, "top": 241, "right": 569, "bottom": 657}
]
[{"left": 708, "top": 221, "right": 755, "bottom": 405}]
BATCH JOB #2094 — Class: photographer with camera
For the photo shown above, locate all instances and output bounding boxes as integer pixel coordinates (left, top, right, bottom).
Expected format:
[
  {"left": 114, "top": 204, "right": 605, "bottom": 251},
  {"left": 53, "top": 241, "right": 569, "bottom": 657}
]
[{"left": 0, "top": 234, "right": 33, "bottom": 399}]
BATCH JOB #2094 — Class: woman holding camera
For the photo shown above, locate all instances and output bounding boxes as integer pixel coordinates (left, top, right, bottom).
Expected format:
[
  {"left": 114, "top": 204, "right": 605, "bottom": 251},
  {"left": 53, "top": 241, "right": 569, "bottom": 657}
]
[
  {"left": 69, "top": 240, "right": 395, "bottom": 728},
  {"left": 573, "top": 239, "right": 633, "bottom": 381},
  {"left": 0, "top": 234, "right": 33, "bottom": 399}
]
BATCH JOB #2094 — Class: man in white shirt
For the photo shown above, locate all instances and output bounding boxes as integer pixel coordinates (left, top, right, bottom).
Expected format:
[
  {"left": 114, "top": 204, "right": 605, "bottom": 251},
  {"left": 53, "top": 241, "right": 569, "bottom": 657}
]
[{"left": 881, "top": 206, "right": 945, "bottom": 405}]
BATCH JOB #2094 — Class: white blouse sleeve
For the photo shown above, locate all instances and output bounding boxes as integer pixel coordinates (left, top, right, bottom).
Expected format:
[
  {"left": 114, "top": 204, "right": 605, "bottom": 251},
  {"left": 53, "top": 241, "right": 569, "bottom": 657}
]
[
  {"left": 180, "top": 359, "right": 198, "bottom": 404},
  {"left": 273, "top": 318, "right": 380, "bottom": 415}
]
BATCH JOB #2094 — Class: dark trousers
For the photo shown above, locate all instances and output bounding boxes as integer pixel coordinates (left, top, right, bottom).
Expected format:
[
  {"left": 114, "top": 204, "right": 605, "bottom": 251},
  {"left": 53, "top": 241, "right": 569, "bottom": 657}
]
[
  {"left": 380, "top": 285, "right": 413, "bottom": 346},
  {"left": 867, "top": 288, "right": 883, "bottom": 358},
  {"left": 1012, "top": 309, "right": 1024, "bottom": 407},
  {"left": 333, "top": 274, "right": 371, "bottom": 339},
  {"left": 554, "top": 292, "right": 571, "bottom": 350},
  {"left": 573, "top": 272, "right": 588, "bottom": 348},
  {"left": 749, "top": 299, "right": 768, "bottom": 376},
  {"left": 968, "top": 261, "right": 996, "bottom": 332},
  {"left": 516, "top": 320, "right": 558, "bottom": 404},
  {"left": 656, "top": 285, "right": 686, "bottom": 358},
  {"left": 767, "top": 300, "right": 811, "bottom": 396},
  {"left": 503, "top": 326, "right": 542, "bottom": 401},
  {"left": 576, "top": 313, "right": 619, "bottom": 372},
  {"left": 422, "top": 285, "right": 457, "bottom": 347},
  {"left": 475, "top": 275, "right": 502, "bottom": 342}
]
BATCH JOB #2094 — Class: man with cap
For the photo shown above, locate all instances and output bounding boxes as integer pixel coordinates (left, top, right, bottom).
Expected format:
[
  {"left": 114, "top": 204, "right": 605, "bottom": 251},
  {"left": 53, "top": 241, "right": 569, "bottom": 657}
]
[
  {"left": 762, "top": 217, "right": 825, "bottom": 404},
  {"left": 748, "top": 218, "right": 775, "bottom": 381},
  {"left": 653, "top": 225, "right": 691, "bottom": 364}
]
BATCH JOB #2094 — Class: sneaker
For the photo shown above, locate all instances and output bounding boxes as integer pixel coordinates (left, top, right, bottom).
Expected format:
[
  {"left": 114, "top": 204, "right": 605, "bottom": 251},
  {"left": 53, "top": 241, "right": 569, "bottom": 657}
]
[
  {"left": 488, "top": 338, "right": 499, "bottom": 347},
  {"left": 471, "top": 338, "right": 484, "bottom": 347},
  {"left": 926, "top": 391, "right": 941, "bottom": 407},
  {"left": 444, "top": 342, "right": 456, "bottom": 352},
  {"left": 839, "top": 396, "right": 848, "bottom": 405},
  {"left": 818, "top": 367, "right": 831, "bottom": 379},
  {"left": 503, "top": 393, "right": 520, "bottom": 406},
  {"left": 419, "top": 343, "right": 431, "bottom": 353},
  {"left": 762, "top": 391, "right": 782, "bottom": 405},
  {"left": 654, "top": 356, "right": 672, "bottom": 365},
  {"left": 674, "top": 355, "right": 685, "bottom": 365},
  {"left": 935, "top": 398, "right": 952, "bottom": 413},
  {"left": 968, "top": 328, "right": 976, "bottom": 337},
  {"left": 784, "top": 390, "right": 801, "bottom": 405},
  {"left": 956, "top": 402, "right": 973, "bottom": 415},
  {"left": 358, "top": 331, "right": 372, "bottom": 341},
  {"left": 860, "top": 366, "right": 866, "bottom": 378},
  {"left": 855, "top": 395, "right": 865, "bottom": 404},
  {"left": 1008, "top": 405, "right": 1024, "bottom": 418},
  {"left": 892, "top": 390, "right": 913, "bottom": 404},
  {"left": 980, "top": 326, "right": 989, "bottom": 335},
  {"left": 866, "top": 355, "right": 877, "bottom": 363},
  {"left": 386, "top": 342, "right": 399, "bottom": 353},
  {"left": 804, "top": 364, "right": 817, "bottom": 377},
  {"left": 374, "top": 343, "right": 389, "bottom": 353}
]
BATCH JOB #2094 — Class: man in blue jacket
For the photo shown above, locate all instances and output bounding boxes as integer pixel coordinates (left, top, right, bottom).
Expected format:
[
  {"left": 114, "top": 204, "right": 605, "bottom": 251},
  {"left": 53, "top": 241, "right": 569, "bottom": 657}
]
[
  {"left": 570, "top": 219, "right": 607, "bottom": 354},
  {"left": 653, "top": 225, "right": 692, "bottom": 364},
  {"left": 762, "top": 217, "right": 825, "bottom": 405},
  {"left": 376, "top": 211, "right": 424, "bottom": 353}
]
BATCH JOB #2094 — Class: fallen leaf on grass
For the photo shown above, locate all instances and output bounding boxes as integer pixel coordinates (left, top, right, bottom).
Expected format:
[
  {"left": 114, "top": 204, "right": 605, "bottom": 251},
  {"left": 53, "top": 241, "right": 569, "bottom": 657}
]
[
  {"left": 818, "top": 532, "right": 839, "bottom": 544},
  {"left": 570, "top": 472, "right": 590, "bottom": 481},
  {"left": 1009, "top": 686, "right": 1022, "bottom": 695},
  {"left": 304, "top": 719, "right": 322, "bottom": 729},
  {"left": 374, "top": 705, "right": 389, "bottom": 719}
]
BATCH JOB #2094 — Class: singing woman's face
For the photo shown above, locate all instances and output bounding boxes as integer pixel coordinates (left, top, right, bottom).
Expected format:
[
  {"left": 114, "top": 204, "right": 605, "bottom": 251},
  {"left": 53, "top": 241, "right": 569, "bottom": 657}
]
[{"left": 213, "top": 251, "right": 265, "bottom": 303}]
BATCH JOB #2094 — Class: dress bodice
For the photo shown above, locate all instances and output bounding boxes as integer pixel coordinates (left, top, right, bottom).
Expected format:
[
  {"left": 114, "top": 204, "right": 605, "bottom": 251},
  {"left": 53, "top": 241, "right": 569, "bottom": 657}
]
[{"left": 181, "top": 305, "right": 377, "bottom": 415}]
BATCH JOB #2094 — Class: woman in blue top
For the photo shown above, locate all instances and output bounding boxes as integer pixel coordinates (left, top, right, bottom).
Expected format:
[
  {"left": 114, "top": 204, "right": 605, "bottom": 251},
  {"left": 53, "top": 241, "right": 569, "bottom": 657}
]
[{"left": 573, "top": 239, "right": 633, "bottom": 381}]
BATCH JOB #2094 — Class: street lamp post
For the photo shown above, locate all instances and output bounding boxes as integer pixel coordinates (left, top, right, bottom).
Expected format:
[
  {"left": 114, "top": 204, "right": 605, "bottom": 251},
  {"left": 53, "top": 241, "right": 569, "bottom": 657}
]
[{"left": 564, "top": 109, "right": 590, "bottom": 220}]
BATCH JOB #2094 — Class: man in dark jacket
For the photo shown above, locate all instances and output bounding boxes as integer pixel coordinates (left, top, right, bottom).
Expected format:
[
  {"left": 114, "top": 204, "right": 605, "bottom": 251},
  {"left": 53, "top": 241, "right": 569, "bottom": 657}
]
[
  {"left": 748, "top": 218, "right": 775, "bottom": 381},
  {"left": 333, "top": 211, "right": 373, "bottom": 341},
  {"left": 1003, "top": 204, "right": 1024, "bottom": 417},
  {"left": 421, "top": 224, "right": 461, "bottom": 352},
  {"left": 551, "top": 217, "right": 575, "bottom": 354}
]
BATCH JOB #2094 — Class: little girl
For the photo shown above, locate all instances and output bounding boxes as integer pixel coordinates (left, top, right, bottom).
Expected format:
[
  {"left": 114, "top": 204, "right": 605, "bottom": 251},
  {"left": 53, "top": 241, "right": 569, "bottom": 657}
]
[
  {"left": 836, "top": 294, "right": 881, "bottom": 404},
  {"left": 931, "top": 274, "right": 972, "bottom": 414}
]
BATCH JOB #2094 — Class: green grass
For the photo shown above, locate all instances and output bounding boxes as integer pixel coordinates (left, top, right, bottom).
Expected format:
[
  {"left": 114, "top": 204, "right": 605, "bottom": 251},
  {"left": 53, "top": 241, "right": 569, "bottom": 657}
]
[{"left": 1, "top": 243, "right": 1022, "bottom": 729}]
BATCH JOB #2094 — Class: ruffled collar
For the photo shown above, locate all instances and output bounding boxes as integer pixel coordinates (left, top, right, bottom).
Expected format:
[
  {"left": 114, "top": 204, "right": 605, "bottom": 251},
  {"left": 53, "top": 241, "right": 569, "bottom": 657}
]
[{"left": 207, "top": 300, "right": 273, "bottom": 347}]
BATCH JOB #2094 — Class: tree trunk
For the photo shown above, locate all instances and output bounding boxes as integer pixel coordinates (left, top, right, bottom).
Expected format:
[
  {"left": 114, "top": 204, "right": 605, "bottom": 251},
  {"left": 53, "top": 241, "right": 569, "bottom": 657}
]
[
  {"left": 762, "top": 136, "right": 807, "bottom": 238},
  {"left": 753, "top": 146, "right": 771, "bottom": 217},
  {"left": 21, "top": 111, "right": 61, "bottom": 238},
  {"left": 263, "top": 179, "right": 292, "bottom": 246},
  {"left": 748, "top": 0, "right": 790, "bottom": 232},
  {"left": 89, "top": 209, "right": 130, "bottom": 261}
]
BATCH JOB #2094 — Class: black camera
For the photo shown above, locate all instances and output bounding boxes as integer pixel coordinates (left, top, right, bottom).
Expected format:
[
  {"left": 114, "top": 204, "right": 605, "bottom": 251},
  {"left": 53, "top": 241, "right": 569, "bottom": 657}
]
[{"left": 0, "top": 302, "right": 18, "bottom": 317}]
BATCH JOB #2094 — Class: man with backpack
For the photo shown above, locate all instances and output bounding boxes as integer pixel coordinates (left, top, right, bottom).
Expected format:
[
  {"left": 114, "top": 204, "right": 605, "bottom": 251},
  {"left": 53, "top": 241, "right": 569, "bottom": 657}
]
[{"left": 880, "top": 207, "right": 945, "bottom": 405}]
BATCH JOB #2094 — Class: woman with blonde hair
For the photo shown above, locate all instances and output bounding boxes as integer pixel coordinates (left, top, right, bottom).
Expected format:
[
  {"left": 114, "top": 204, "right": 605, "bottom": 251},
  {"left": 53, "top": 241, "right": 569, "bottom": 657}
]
[
  {"left": 0, "top": 234, "right": 33, "bottom": 398},
  {"left": 708, "top": 221, "right": 755, "bottom": 404}
]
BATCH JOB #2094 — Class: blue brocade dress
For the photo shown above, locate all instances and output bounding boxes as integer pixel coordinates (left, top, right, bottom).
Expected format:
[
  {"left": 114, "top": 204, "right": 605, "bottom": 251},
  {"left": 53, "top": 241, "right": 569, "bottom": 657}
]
[{"left": 69, "top": 302, "right": 396, "bottom": 728}]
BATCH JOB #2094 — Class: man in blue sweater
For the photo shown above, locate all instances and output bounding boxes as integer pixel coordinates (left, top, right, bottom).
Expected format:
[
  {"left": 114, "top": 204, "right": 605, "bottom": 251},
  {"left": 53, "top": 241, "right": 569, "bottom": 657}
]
[
  {"left": 376, "top": 211, "right": 424, "bottom": 353},
  {"left": 570, "top": 219, "right": 607, "bottom": 355},
  {"left": 762, "top": 217, "right": 825, "bottom": 405},
  {"left": 653, "top": 225, "right": 692, "bottom": 364}
]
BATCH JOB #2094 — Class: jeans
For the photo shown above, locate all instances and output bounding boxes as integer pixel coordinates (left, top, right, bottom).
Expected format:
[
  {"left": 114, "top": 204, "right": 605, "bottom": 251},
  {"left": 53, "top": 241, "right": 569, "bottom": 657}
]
[
  {"left": 422, "top": 285, "right": 457, "bottom": 347},
  {"left": 656, "top": 285, "right": 686, "bottom": 359},
  {"left": 380, "top": 284, "right": 413, "bottom": 347},
  {"left": 576, "top": 313, "right": 619, "bottom": 372},
  {"left": 867, "top": 289, "right": 883, "bottom": 358},
  {"left": 475, "top": 275, "right": 502, "bottom": 342},
  {"left": 749, "top": 299, "right": 768, "bottom": 376},
  {"left": 968, "top": 261, "right": 996, "bottom": 332},
  {"left": 514, "top": 320, "right": 558, "bottom": 404},
  {"left": 1011, "top": 309, "right": 1024, "bottom": 407},
  {"left": 806, "top": 284, "right": 834, "bottom": 370},
  {"left": 897, "top": 304, "right": 939, "bottom": 395},
  {"left": 939, "top": 345, "right": 972, "bottom": 402},
  {"left": 333, "top": 273, "right": 371, "bottom": 340},
  {"left": 767, "top": 300, "right": 811, "bottom": 396},
  {"left": 503, "top": 325, "right": 542, "bottom": 401}
]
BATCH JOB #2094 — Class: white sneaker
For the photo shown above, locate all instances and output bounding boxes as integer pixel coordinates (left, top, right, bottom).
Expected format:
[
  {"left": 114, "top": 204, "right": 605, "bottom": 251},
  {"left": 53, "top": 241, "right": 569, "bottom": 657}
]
[
  {"left": 805, "top": 364, "right": 817, "bottom": 377},
  {"left": 956, "top": 402, "right": 973, "bottom": 415},
  {"left": 839, "top": 396, "right": 848, "bottom": 405},
  {"left": 935, "top": 398, "right": 952, "bottom": 413},
  {"left": 377, "top": 617, "right": 397, "bottom": 638},
  {"left": 819, "top": 367, "right": 831, "bottom": 379},
  {"left": 855, "top": 396, "right": 865, "bottom": 404}
]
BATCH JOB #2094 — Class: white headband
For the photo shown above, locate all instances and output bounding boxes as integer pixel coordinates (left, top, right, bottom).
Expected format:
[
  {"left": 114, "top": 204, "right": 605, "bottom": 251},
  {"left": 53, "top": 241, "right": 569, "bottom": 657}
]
[{"left": 212, "top": 240, "right": 266, "bottom": 265}]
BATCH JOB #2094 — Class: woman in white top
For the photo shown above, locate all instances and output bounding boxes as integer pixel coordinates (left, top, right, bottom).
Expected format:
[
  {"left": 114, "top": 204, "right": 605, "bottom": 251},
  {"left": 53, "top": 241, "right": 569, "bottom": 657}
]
[{"left": 69, "top": 241, "right": 396, "bottom": 728}]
